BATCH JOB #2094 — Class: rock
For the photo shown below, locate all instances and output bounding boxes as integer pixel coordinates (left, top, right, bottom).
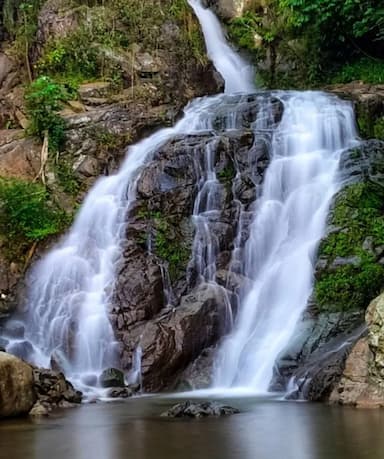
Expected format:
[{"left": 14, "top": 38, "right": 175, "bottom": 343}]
[
  {"left": 134, "top": 53, "right": 163, "bottom": 76},
  {"left": 327, "top": 83, "right": 384, "bottom": 138},
  {"left": 329, "top": 338, "right": 371, "bottom": 405},
  {"left": 203, "top": 0, "right": 257, "bottom": 19},
  {"left": 0, "top": 352, "right": 36, "bottom": 418},
  {"left": 176, "top": 347, "right": 217, "bottom": 390},
  {"left": 107, "top": 387, "right": 133, "bottom": 398},
  {"left": 99, "top": 368, "right": 125, "bottom": 388},
  {"left": 109, "top": 94, "right": 282, "bottom": 390},
  {"left": 328, "top": 293, "right": 384, "bottom": 407},
  {"left": 138, "top": 284, "right": 229, "bottom": 391},
  {"left": 365, "top": 293, "right": 384, "bottom": 386},
  {"left": 33, "top": 368, "right": 82, "bottom": 408},
  {"left": 0, "top": 130, "right": 41, "bottom": 180},
  {"left": 29, "top": 401, "right": 49, "bottom": 417},
  {"left": 161, "top": 400, "right": 239, "bottom": 418},
  {"left": 34, "top": 0, "right": 78, "bottom": 60},
  {"left": 272, "top": 311, "right": 365, "bottom": 398},
  {"left": 74, "top": 155, "right": 100, "bottom": 177},
  {"left": 78, "top": 82, "right": 113, "bottom": 100}
]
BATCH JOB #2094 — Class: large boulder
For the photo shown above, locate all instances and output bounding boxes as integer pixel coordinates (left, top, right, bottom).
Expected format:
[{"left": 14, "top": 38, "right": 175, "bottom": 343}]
[
  {"left": 139, "top": 283, "right": 230, "bottom": 391},
  {"left": 329, "top": 293, "right": 384, "bottom": 407},
  {"left": 0, "top": 352, "right": 36, "bottom": 418}
]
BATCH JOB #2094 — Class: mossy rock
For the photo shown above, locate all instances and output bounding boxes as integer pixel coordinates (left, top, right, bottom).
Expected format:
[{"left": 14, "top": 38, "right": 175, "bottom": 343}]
[{"left": 314, "top": 141, "right": 384, "bottom": 312}]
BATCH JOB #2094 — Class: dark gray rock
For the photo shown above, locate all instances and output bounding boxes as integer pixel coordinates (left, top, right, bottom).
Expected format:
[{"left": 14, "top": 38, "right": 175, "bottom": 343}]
[
  {"left": 33, "top": 368, "right": 82, "bottom": 407},
  {"left": 160, "top": 400, "right": 240, "bottom": 418},
  {"left": 272, "top": 311, "right": 365, "bottom": 398},
  {"left": 99, "top": 368, "right": 125, "bottom": 388},
  {"left": 107, "top": 387, "right": 133, "bottom": 398}
]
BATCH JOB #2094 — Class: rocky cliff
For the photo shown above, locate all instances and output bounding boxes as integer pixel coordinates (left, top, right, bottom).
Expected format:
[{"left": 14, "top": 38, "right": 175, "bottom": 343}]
[{"left": 1, "top": 0, "right": 384, "bottom": 411}]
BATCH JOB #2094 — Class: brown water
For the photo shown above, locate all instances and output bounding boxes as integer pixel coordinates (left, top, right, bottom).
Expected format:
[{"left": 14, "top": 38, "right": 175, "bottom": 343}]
[{"left": 1, "top": 396, "right": 384, "bottom": 459}]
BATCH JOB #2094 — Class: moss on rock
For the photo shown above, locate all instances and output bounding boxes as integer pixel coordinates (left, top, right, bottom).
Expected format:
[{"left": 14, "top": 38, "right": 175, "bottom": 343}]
[{"left": 315, "top": 181, "right": 384, "bottom": 312}]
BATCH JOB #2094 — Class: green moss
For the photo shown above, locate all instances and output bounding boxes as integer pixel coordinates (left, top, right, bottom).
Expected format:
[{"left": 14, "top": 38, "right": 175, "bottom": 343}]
[
  {"left": 217, "top": 164, "right": 236, "bottom": 183},
  {"left": 315, "top": 182, "right": 384, "bottom": 311},
  {"left": 374, "top": 118, "right": 384, "bottom": 141},
  {"left": 315, "top": 257, "right": 384, "bottom": 312},
  {"left": 0, "top": 178, "right": 71, "bottom": 260},
  {"left": 138, "top": 209, "right": 190, "bottom": 281}
]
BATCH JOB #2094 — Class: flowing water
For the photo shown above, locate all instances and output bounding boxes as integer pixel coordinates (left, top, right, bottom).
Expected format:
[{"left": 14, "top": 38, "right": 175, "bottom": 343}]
[
  {"left": 1, "top": 0, "right": 253, "bottom": 392},
  {"left": 1, "top": 0, "right": 359, "bottom": 397},
  {"left": 213, "top": 93, "right": 357, "bottom": 391}
]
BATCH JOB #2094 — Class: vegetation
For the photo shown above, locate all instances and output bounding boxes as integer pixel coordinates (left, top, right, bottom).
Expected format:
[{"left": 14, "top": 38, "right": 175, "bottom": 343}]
[
  {"left": 25, "top": 76, "right": 69, "bottom": 152},
  {"left": 315, "top": 182, "right": 384, "bottom": 311},
  {"left": 226, "top": 0, "right": 384, "bottom": 87},
  {"left": 138, "top": 210, "right": 191, "bottom": 281},
  {"left": 0, "top": 178, "right": 70, "bottom": 259}
]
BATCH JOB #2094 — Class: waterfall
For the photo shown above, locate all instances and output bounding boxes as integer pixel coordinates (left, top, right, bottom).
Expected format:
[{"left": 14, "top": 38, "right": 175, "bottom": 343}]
[
  {"left": 2, "top": 0, "right": 359, "bottom": 396},
  {"left": 213, "top": 93, "right": 357, "bottom": 391}
]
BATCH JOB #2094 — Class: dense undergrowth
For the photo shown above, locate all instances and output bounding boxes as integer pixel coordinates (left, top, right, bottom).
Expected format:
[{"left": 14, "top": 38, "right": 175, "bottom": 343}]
[
  {"left": 0, "top": 178, "right": 71, "bottom": 261},
  {"left": 227, "top": 0, "right": 384, "bottom": 87}
]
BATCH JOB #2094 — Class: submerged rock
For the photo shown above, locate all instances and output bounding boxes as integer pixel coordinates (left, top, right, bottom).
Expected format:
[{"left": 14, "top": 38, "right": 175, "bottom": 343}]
[{"left": 160, "top": 400, "right": 239, "bottom": 418}]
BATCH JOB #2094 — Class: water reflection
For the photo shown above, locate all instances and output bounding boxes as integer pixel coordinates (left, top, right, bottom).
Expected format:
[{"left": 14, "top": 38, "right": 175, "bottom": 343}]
[{"left": 1, "top": 399, "right": 384, "bottom": 459}]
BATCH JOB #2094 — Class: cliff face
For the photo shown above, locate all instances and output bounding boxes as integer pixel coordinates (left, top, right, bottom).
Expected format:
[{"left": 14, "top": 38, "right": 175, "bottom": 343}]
[
  {"left": 0, "top": 0, "right": 222, "bottom": 320},
  {"left": 1, "top": 0, "right": 384, "bottom": 404}
]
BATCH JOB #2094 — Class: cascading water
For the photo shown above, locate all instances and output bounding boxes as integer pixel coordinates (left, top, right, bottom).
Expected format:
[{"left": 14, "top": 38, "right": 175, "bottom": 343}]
[
  {"left": 213, "top": 93, "right": 358, "bottom": 391},
  {"left": 1, "top": 0, "right": 253, "bottom": 392},
  {"left": 1, "top": 0, "right": 359, "bottom": 397}
]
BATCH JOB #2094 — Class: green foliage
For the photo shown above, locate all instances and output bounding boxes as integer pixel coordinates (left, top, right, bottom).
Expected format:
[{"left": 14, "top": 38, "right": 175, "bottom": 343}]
[
  {"left": 315, "top": 182, "right": 384, "bottom": 311},
  {"left": 278, "top": 0, "right": 384, "bottom": 83},
  {"left": 279, "top": 0, "right": 383, "bottom": 42},
  {"left": 0, "top": 178, "right": 70, "bottom": 258},
  {"left": 138, "top": 210, "right": 190, "bottom": 281},
  {"left": 55, "top": 161, "right": 81, "bottom": 196},
  {"left": 35, "top": 0, "right": 206, "bottom": 86},
  {"left": 228, "top": 12, "right": 262, "bottom": 52},
  {"left": 25, "top": 76, "right": 69, "bottom": 152},
  {"left": 374, "top": 118, "right": 384, "bottom": 140},
  {"left": 332, "top": 58, "right": 384, "bottom": 85},
  {"left": 3, "top": 0, "right": 43, "bottom": 38}
]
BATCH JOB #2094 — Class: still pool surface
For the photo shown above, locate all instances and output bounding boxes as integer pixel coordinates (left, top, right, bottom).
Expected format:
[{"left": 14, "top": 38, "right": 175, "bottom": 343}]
[{"left": 1, "top": 396, "right": 384, "bottom": 459}]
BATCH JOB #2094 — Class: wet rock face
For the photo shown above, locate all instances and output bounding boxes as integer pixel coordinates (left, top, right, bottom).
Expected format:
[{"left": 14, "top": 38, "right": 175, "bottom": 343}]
[
  {"left": 110, "top": 94, "right": 284, "bottom": 391},
  {"left": 139, "top": 283, "right": 229, "bottom": 391},
  {"left": 272, "top": 311, "right": 365, "bottom": 400}
]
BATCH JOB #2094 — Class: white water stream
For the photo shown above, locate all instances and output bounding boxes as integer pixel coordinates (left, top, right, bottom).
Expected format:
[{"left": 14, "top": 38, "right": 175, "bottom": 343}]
[{"left": 2, "top": 0, "right": 359, "bottom": 395}]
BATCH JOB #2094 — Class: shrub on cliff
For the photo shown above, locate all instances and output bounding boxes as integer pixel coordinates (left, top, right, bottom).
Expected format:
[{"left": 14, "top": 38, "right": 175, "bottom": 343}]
[
  {"left": 0, "top": 178, "right": 70, "bottom": 258},
  {"left": 25, "top": 76, "right": 69, "bottom": 152}
]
